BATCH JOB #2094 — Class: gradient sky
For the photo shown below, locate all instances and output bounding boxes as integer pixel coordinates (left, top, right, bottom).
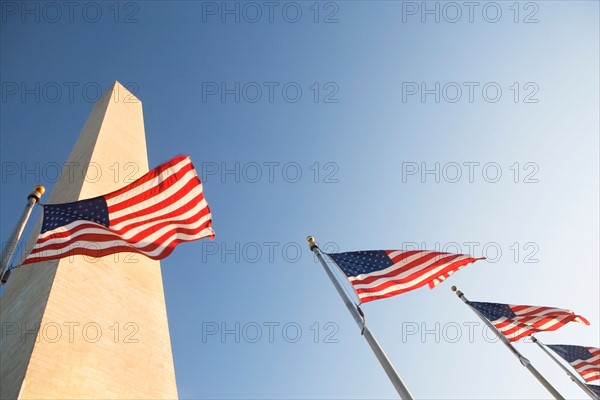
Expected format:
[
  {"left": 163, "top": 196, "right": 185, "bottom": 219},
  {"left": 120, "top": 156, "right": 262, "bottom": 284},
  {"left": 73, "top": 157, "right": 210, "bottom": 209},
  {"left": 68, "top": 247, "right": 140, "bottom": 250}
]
[{"left": 1, "top": 1, "right": 599, "bottom": 399}]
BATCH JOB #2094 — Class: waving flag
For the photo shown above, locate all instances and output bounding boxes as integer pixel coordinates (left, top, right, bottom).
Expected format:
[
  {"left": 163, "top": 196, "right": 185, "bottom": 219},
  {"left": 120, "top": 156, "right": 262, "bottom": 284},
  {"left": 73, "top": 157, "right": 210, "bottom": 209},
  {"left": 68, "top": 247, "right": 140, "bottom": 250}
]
[
  {"left": 23, "top": 155, "right": 214, "bottom": 265},
  {"left": 468, "top": 301, "right": 590, "bottom": 342},
  {"left": 587, "top": 384, "right": 600, "bottom": 396},
  {"left": 327, "top": 250, "right": 484, "bottom": 303},
  {"left": 547, "top": 345, "right": 600, "bottom": 383}
]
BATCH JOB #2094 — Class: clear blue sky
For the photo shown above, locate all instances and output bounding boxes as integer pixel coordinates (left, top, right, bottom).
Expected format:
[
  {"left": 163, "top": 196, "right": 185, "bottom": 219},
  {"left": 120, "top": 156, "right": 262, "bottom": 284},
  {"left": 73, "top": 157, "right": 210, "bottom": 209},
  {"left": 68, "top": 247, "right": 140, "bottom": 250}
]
[{"left": 1, "top": 1, "right": 598, "bottom": 398}]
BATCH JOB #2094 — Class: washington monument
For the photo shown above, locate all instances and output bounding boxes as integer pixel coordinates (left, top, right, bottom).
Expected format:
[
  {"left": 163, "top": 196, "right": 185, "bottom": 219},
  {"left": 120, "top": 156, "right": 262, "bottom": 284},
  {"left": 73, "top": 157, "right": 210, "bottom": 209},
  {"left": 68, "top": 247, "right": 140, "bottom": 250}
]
[{"left": 0, "top": 82, "right": 178, "bottom": 399}]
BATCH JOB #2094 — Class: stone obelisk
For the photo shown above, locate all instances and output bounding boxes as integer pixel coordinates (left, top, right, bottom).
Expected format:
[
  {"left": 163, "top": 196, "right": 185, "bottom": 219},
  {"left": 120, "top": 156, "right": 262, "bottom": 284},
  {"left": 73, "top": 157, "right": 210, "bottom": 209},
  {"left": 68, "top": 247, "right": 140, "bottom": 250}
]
[{"left": 0, "top": 82, "right": 178, "bottom": 399}]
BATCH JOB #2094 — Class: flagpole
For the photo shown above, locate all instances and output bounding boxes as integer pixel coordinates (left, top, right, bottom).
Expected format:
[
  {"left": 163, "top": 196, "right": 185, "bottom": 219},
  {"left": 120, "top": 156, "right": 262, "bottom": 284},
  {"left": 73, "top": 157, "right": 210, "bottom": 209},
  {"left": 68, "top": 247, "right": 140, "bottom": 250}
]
[
  {"left": 451, "top": 286, "right": 565, "bottom": 400},
  {"left": 531, "top": 337, "right": 599, "bottom": 400},
  {"left": 306, "top": 236, "right": 414, "bottom": 400},
  {"left": 0, "top": 185, "right": 45, "bottom": 284}
]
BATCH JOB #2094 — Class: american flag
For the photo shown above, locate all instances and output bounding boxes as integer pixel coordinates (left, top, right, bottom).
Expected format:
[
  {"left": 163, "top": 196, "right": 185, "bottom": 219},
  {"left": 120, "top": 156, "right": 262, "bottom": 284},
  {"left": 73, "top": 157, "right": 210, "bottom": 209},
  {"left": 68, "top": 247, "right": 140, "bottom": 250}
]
[
  {"left": 23, "top": 155, "right": 214, "bottom": 265},
  {"left": 327, "top": 250, "right": 484, "bottom": 303},
  {"left": 547, "top": 344, "right": 600, "bottom": 383},
  {"left": 468, "top": 301, "right": 590, "bottom": 342},
  {"left": 587, "top": 384, "right": 600, "bottom": 396}
]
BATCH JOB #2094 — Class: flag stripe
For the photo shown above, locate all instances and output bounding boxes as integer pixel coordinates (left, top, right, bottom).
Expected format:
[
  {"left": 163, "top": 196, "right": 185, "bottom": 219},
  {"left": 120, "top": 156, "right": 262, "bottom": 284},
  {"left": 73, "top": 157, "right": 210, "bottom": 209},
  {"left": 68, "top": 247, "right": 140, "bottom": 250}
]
[
  {"left": 354, "top": 255, "right": 482, "bottom": 302},
  {"left": 29, "top": 211, "right": 211, "bottom": 253},
  {"left": 352, "top": 255, "right": 475, "bottom": 292},
  {"left": 108, "top": 168, "right": 198, "bottom": 220},
  {"left": 24, "top": 227, "right": 215, "bottom": 263},
  {"left": 328, "top": 250, "right": 484, "bottom": 303},
  {"left": 26, "top": 216, "right": 212, "bottom": 260},
  {"left": 469, "top": 301, "right": 590, "bottom": 342},
  {"left": 349, "top": 252, "right": 462, "bottom": 285},
  {"left": 104, "top": 155, "right": 190, "bottom": 200}
]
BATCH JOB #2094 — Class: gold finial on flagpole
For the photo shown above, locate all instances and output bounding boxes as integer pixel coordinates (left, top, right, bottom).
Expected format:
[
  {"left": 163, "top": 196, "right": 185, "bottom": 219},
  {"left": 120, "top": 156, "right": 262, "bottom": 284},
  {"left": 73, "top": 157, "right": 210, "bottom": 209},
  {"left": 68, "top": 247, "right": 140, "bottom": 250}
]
[
  {"left": 28, "top": 185, "right": 45, "bottom": 202},
  {"left": 306, "top": 236, "right": 318, "bottom": 251}
]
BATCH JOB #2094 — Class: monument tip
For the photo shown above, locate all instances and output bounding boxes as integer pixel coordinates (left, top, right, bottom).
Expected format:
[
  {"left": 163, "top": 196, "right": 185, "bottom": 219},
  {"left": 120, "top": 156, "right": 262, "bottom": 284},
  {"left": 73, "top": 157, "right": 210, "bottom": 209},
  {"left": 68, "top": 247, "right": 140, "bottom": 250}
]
[{"left": 111, "top": 81, "right": 141, "bottom": 103}]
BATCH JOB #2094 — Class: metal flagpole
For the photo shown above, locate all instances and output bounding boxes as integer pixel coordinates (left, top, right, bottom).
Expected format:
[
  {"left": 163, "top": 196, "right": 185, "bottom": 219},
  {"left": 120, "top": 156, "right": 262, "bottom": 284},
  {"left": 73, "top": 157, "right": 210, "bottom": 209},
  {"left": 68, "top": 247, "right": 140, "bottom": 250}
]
[
  {"left": 306, "top": 236, "right": 414, "bottom": 400},
  {"left": 0, "top": 185, "right": 45, "bottom": 284},
  {"left": 531, "top": 337, "right": 599, "bottom": 400},
  {"left": 451, "top": 286, "right": 565, "bottom": 400}
]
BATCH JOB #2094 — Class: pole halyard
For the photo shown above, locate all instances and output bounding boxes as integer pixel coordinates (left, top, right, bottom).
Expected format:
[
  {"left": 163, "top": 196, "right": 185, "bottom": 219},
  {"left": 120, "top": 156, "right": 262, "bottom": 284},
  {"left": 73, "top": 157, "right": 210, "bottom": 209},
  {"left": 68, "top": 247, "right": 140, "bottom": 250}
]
[{"left": 307, "top": 236, "right": 414, "bottom": 399}]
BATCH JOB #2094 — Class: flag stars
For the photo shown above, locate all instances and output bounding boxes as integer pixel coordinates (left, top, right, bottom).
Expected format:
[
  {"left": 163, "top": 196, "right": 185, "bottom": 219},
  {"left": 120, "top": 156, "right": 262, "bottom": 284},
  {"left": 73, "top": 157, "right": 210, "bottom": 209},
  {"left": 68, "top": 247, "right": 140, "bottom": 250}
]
[
  {"left": 330, "top": 250, "right": 394, "bottom": 277},
  {"left": 40, "top": 196, "right": 109, "bottom": 234},
  {"left": 549, "top": 345, "right": 595, "bottom": 362}
]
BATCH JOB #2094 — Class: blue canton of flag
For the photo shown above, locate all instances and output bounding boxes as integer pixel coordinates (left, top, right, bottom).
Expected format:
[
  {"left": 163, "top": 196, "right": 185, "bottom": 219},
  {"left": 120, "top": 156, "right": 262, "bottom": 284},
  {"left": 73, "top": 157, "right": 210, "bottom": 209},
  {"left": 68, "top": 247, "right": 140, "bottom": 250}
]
[
  {"left": 469, "top": 302, "right": 516, "bottom": 321},
  {"left": 548, "top": 345, "right": 600, "bottom": 383},
  {"left": 332, "top": 250, "right": 392, "bottom": 276},
  {"left": 587, "top": 384, "right": 600, "bottom": 396},
  {"left": 41, "top": 197, "right": 109, "bottom": 233}
]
